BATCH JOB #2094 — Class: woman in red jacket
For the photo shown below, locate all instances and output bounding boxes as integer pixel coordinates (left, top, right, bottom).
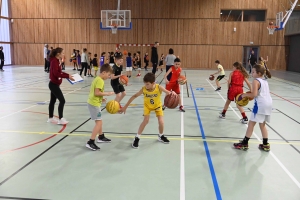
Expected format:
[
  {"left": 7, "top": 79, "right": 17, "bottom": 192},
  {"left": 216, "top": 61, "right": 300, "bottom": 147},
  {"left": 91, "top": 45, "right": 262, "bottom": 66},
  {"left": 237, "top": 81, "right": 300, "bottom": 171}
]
[{"left": 47, "top": 47, "right": 74, "bottom": 125}]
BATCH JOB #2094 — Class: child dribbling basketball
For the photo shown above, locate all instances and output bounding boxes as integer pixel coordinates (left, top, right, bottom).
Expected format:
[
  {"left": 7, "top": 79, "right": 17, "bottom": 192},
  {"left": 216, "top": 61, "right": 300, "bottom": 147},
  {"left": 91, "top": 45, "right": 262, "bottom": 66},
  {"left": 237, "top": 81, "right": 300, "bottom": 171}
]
[
  {"left": 219, "top": 62, "right": 252, "bottom": 123},
  {"left": 163, "top": 58, "right": 185, "bottom": 112},
  {"left": 211, "top": 60, "right": 225, "bottom": 91},
  {"left": 233, "top": 64, "right": 272, "bottom": 151},
  {"left": 86, "top": 64, "right": 115, "bottom": 151},
  {"left": 110, "top": 52, "right": 126, "bottom": 107},
  {"left": 119, "top": 73, "right": 174, "bottom": 149}
]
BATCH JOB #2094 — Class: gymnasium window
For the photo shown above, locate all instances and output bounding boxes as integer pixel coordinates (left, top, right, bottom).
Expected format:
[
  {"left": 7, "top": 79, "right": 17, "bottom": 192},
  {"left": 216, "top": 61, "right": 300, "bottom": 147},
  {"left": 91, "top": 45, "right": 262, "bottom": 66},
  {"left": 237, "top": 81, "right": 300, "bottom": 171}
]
[
  {"left": 220, "top": 10, "right": 266, "bottom": 22},
  {"left": 0, "top": 0, "right": 12, "bottom": 64}
]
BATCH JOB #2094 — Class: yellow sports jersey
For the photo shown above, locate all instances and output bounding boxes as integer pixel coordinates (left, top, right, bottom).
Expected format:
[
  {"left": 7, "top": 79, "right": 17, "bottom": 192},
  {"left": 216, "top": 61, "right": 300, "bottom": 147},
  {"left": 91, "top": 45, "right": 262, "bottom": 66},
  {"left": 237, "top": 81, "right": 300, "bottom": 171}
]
[
  {"left": 143, "top": 84, "right": 162, "bottom": 110},
  {"left": 218, "top": 64, "right": 225, "bottom": 75},
  {"left": 87, "top": 76, "right": 104, "bottom": 107}
]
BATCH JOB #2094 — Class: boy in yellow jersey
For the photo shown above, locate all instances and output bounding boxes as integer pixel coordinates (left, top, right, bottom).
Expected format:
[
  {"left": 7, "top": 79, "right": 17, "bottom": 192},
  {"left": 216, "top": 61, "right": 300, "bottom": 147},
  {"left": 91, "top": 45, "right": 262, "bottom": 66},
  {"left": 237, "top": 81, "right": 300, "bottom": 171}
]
[
  {"left": 211, "top": 60, "right": 225, "bottom": 91},
  {"left": 119, "top": 73, "right": 174, "bottom": 149},
  {"left": 86, "top": 64, "right": 115, "bottom": 151}
]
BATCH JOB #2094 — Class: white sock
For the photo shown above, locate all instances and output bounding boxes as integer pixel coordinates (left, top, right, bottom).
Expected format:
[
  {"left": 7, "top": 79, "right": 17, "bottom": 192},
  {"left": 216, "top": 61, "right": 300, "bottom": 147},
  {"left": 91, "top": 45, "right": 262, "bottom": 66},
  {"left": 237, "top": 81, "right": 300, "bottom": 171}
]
[
  {"left": 136, "top": 134, "right": 140, "bottom": 138},
  {"left": 159, "top": 133, "right": 163, "bottom": 137}
]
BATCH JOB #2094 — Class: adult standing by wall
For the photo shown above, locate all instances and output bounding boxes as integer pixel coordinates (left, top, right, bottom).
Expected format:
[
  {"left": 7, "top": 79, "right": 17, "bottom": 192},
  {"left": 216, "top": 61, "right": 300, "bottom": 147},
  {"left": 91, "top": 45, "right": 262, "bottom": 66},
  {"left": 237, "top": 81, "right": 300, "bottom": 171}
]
[
  {"left": 80, "top": 48, "right": 89, "bottom": 77},
  {"left": 151, "top": 42, "right": 159, "bottom": 74},
  {"left": 0, "top": 46, "right": 4, "bottom": 72},
  {"left": 248, "top": 50, "right": 257, "bottom": 75},
  {"left": 47, "top": 47, "right": 74, "bottom": 125},
  {"left": 44, "top": 44, "right": 49, "bottom": 72},
  {"left": 164, "top": 48, "right": 176, "bottom": 81}
]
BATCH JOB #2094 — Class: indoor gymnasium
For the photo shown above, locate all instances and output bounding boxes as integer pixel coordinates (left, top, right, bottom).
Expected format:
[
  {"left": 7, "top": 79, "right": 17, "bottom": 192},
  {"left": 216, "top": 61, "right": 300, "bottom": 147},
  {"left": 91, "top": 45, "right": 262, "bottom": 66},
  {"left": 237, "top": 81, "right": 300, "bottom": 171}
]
[{"left": 1, "top": 0, "right": 300, "bottom": 199}]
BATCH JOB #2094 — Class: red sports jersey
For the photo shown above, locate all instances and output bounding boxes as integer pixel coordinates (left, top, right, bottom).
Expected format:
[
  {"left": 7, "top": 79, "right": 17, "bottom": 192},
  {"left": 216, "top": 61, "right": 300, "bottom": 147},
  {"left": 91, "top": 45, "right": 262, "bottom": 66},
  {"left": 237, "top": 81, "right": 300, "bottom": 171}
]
[
  {"left": 169, "top": 66, "right": 181, "bottom": 83},
  {"left": 231, "top": 70, "right": 244, "bottom": 86}
]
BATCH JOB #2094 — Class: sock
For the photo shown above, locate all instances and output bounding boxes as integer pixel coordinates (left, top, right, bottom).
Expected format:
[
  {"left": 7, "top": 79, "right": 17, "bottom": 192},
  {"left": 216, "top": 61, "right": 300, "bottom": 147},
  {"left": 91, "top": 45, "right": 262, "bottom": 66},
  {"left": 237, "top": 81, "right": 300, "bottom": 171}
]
[
  {"left": 88, "top": 139, "right": 95, "bottom": 144},
  {"left": 242, "top": 136, "right": 250, "bottom": 145},
  {"left": 136, "top": 134, "right": 140, "bottom": 138},
  {"left": 159, "top": 133, "right": 163, "bottom": 137},
  {"left": 263, "top": 138, "right": 268, "bottom": 145},
  {"left": 222, "top": 110, "right": 227, "bottom": 114},
  {"left": 241, "top": 112, "right": 246, "bottom": 118}
]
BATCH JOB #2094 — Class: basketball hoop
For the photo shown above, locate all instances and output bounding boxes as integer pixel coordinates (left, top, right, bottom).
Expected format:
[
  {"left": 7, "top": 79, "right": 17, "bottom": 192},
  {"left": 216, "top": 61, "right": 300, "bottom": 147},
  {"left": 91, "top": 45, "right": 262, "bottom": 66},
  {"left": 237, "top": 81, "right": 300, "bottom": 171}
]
[
  {"left": 267, "top": 25, "right": 279, "bottom": 35},
  {"left": 111, "top": 24, "right": 118, "bottom": 34}
]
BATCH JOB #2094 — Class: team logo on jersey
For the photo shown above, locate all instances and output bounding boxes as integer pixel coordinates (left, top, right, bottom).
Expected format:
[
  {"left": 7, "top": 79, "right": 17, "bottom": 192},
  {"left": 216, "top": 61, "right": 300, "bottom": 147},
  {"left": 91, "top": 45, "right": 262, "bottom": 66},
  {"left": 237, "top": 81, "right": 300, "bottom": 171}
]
[{"left": 145, "top": 94, "right": 158, "bottom": 98}]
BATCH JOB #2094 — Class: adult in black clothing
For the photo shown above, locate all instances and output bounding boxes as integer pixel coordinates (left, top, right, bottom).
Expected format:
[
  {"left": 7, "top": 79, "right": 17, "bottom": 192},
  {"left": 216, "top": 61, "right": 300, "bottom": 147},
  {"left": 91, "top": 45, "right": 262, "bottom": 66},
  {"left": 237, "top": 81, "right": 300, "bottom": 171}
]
[
  {"left": 248, "top": 50, "right": 257, "bottom": 74},
  {"left": 0, "top": 46, "right": 4, "bottom": 72},
  {"left": 151, "top": 42, "right": 159, "bottom": 74}
]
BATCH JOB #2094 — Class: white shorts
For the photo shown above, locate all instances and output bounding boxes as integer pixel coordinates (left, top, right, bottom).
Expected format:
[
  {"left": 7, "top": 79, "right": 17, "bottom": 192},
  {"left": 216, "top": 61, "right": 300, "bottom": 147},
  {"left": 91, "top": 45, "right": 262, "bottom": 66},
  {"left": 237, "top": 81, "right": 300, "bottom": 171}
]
[
  {"left": 87, "top": 103, "right": 102, "bottom": 121},
  {"left": 250, "top": 113, "right": 270, "bottom": 123},
  {"left": 126, "top": 67, "right": 132, "bottom": 71}
]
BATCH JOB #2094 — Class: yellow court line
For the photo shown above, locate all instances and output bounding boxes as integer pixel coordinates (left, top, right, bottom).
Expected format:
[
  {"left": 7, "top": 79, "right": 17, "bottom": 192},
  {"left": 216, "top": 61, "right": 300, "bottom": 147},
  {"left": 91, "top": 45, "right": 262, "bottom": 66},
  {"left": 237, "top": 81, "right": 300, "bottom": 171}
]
[{"left": 1, "top": 130, "right": 300, "bottom": 146}]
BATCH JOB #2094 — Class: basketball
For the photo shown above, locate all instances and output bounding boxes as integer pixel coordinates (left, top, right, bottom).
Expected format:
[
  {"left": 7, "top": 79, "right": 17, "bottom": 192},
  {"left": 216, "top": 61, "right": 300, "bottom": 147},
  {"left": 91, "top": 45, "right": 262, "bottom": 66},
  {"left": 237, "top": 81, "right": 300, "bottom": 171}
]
[
  {"left": 178, "top": 75, "right": 187, "bottom": 85},
  {"left": 236, "top": 93, "right": 249, "bottom": 107},
  {"left": 123, "top": 50, "right": 128, "bottom": 55},
  {"left": 106, "top": 100, "right": 120, "bottom": 114},
  {"left": 119, "top": 74, "right": 129, "bottom": 85},
  {"left": 164, "top": 93, "right": 179, "bottom": 109},
  {"left": 209, "top": 75, "right": 214, "bottom": 81},
  {"left": 246, "top": 91, "right": 254, "bottom": 101},
  {"left": 269, "top": 21, "right": 274, "bottom": 25}
]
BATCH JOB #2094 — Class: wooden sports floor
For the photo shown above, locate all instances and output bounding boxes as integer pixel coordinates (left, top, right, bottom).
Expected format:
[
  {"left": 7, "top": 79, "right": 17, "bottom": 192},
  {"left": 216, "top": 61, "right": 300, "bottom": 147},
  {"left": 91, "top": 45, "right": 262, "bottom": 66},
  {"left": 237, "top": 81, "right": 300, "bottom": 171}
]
[{"left": 0, "top": 66, "right": 300, "bottom": 200}]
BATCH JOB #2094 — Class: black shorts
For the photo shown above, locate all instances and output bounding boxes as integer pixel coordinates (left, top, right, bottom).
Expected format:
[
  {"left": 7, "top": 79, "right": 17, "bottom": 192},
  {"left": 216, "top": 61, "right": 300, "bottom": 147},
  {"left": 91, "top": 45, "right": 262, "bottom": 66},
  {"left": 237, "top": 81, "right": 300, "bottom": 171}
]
[
  {"left": 216, "top": 75, "right": 225, "bottom": 81},
  {"left": 112, "top": 84, "right": 125, "bottom": 94},
  {"left": 87, "top": 65, "right": 91, "bottom": 69}
]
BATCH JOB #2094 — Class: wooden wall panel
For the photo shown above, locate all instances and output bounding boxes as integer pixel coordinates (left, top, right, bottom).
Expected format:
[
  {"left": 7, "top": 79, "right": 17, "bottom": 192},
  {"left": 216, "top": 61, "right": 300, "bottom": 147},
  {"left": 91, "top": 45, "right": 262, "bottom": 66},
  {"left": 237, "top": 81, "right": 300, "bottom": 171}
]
[{"left": 10, "top": 0, "right": 290, "bottom": 71}]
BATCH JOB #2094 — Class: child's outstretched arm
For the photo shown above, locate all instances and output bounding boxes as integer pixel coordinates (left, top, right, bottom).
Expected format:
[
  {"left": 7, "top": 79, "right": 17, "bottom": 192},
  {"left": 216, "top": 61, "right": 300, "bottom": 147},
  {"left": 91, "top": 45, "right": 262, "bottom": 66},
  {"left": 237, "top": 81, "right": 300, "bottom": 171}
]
[
  {"left": 120, "top": 88, "right": 143, "bottom": 114},
  {"left": 212, "top": 68, "right": 221, "bottom": 76},
  {"left": 244, "top": 78, "right": 252, "bottom": 91},
  {"left": 242, "top": 79, "right": 259, "bottom": 99},
  {"left": 164, "top": 68, "right": 172, "bottom": 84},
  {"left": 159, "top": 85, "right": 173, "bottom": 95},
  {"left": 227, "top": 72, "right": 232, "bottom": 88},
  {"left": 94, "top": 88, "right": 114, "bottom": 97}
]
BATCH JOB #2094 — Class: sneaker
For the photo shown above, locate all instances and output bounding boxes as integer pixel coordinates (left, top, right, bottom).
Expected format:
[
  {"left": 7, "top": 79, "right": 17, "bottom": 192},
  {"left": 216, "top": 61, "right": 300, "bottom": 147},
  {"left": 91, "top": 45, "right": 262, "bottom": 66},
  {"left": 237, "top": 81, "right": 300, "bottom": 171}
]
[
  {"left": 136, "top": 73, "right": 141, "bottom": 77},
  {"left": 258, "top": 143, "right": 270, "bottom": 152},
  {"left": 47, "top": 117, "right": 58, "bottom": 123},
  {"left": 215, "top": 87, "right": 221, "bottom": 91},
  {"left": 132, "top": 137, "right": 140, "bottom": 149},
  {"left": 90, "top": 74, "right": 94, "bottom": 77},
  {"left": 233, "top": 142, "right": 249, "bottom": 150},
  {"left": 57, "top": 118, "right": 69, "bottom": 125},
  {"left": 162, "top": 105, "right": 166, "bottom": 111},
  {"left": 158, "top": 135, "right": 170, "bottom": 144},
  {"left": 179, "top": 105, "right": 185, "bottom": 112},
  {"left": 219, "top": 113, "right": 225, "bottom": 119},
  {"left": 73, "top": 68, "right": 76, "bottom": 70},
  {"left": 86, "top": 142, "right": 100, "bottom": 151},
  {"left": 240, "top": 117, "right": 248, "bottom": 124},
  {"left": 97, "top": 134, "right": 111, "bottom": 143}
]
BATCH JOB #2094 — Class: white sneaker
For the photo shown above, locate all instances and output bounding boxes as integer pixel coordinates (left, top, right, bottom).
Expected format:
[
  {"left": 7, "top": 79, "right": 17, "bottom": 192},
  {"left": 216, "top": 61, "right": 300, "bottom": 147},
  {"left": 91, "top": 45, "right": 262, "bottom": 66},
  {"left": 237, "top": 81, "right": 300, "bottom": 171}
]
[
  {"left": 47, "top": 117, "right": 58, "bottom": 123},
  {"left": 57, "top": 118, "right": 69, "bottom": 125}
]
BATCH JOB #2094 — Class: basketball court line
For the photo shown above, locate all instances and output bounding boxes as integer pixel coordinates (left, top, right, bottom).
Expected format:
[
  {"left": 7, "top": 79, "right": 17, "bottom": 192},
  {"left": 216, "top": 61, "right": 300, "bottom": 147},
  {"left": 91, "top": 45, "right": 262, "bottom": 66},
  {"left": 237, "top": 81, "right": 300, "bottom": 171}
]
[
  {"left": 0, "top": 118, "right": 91, "bottom": 186},
  {"left": 205, "top": 79, "right": 300, "bottom": 189},
  {"left": 0, "top": 195, "right": 48, "bottom": 200},
  {"left": 180, "top": 85, "right": 185, "bottom": 200},
  {"left": 190, "top": 84, "right": 222, "bottom": 200}
]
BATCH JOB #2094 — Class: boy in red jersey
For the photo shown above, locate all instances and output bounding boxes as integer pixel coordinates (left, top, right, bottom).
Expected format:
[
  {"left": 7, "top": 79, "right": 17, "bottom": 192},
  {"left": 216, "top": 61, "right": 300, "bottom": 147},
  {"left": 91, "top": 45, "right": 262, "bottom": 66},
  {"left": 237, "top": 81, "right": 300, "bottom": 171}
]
[
  {"left": 163, "top": 58, "right": 185, "bottom": 112},
  {"left": 219, "top": 62, "right": 251, "bottom": 123}
]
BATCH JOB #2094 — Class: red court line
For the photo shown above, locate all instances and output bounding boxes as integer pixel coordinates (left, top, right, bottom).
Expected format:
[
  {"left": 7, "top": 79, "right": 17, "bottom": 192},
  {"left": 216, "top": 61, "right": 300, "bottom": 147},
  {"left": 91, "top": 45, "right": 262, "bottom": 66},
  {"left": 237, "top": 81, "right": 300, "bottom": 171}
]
[
  {"left": 0, "top": 111, "right": 66, "bottom": 154},
  {"left": 270, "top": 92, "right": 300, "bottom": 108}
]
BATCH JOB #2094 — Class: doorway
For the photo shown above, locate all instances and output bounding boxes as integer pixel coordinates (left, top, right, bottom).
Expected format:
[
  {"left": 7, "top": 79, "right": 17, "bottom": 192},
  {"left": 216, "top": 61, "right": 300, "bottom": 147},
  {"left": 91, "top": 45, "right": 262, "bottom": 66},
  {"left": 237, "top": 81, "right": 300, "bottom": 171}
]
[{"left": 243, "top": 46, "right": 260, "bottom": 71}]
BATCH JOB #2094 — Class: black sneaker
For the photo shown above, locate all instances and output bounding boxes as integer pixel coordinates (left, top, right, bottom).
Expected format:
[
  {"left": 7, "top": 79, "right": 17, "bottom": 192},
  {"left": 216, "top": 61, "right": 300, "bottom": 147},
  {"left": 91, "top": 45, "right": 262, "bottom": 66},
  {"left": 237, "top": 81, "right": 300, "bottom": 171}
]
[
  {"left": 179, "top": 106, "right": 185, "bottom": 112},
  {"left": 240, "top": 117, "right": 248, "bottom": 124},
  {"left": 158, "top": 135, "right": 170, "bottom": 144},
  {"left": 162, "top": 105, "right": 166, "bottom": 111},
  {"left": 86, "top": 142, "right": 100, "bottom": 151},
  {"left": 97, "top": 134, "right": 111, "bottom": 143},
  {"left": 215, "top": 87, "right": 221, "bottom": 91},
  {"left": 132, "top": 137, "right": 140, "bottom": 149}
]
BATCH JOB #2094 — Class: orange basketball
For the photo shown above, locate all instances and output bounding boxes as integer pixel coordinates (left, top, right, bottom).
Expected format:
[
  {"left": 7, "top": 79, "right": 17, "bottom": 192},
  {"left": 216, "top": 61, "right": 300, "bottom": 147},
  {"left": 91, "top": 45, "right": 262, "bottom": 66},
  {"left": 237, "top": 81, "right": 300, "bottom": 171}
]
[
  {"left": 123, "top": 50, "right": 128, "bottom": 55},
  {"left": 164, "top": 93, "right": 179, "bottom": 109},
  {"left": 178, "top": 75, "right": 187, "bottom": 85},
  {"left": 209, "top": 75, "right": 214, "bottom": 81},
  {"left": 119, "top": 75, "right": 128, "bottom": 85},
  {"left": 246, "top": 91, "right": 254, "bottom": 101}
]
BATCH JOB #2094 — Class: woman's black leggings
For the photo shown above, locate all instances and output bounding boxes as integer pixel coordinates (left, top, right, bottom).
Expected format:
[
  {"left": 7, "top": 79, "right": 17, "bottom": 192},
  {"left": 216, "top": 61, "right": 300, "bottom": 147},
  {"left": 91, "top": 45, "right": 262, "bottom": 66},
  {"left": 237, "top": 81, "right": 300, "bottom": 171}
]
[
  {"left": 80, "top": 62, "right": 88, "bottom": 76},
  {"left": 48, "top": 81, "right": 65, "bottom": 119}
]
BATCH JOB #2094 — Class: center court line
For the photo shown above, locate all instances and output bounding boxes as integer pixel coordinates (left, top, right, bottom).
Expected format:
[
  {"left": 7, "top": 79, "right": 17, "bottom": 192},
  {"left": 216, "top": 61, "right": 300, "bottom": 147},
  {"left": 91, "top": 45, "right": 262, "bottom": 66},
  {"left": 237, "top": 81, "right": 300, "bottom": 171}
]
[
  {"left": 180, "top": 85, "right": 185, "bottom": 200},
  {"left": 0, "top": 84, "right": 90, "bottom": 120},
  {"left": 205, "top": 79, "right": 300, "bottom": 189},
  {"left": 190, "top": 84, "right": 222, "bottom": 200}
]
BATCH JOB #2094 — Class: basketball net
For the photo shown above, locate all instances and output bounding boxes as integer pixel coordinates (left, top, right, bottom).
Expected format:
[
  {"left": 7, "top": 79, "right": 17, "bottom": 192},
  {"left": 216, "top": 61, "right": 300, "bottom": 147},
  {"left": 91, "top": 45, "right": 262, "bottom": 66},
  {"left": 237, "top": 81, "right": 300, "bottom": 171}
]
[
  {"left": 111, "top": 24, "right": 118, "bottom": 34},
  {"left": 267, "top": 25, "right": 279, "bottom": 35}
]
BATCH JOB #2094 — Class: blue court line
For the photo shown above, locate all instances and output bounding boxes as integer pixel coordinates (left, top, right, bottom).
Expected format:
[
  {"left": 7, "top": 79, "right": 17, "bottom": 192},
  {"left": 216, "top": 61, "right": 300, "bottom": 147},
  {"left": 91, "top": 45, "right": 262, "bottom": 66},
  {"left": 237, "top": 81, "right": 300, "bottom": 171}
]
[{"left": 190, "top": 84, "right": 222, "bottom": 200}]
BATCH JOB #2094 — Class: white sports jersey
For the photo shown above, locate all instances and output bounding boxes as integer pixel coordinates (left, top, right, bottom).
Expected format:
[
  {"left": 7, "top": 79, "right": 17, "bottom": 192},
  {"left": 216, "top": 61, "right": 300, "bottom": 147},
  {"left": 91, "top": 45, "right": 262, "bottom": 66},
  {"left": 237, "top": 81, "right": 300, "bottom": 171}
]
[{"left": 252, "top": 78, "right": 272, "bottom": 116}]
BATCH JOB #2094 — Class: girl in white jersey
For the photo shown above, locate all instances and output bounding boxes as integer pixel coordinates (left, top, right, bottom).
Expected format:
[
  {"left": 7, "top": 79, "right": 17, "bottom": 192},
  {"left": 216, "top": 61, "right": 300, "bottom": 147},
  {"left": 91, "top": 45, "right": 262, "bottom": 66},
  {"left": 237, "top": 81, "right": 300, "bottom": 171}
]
[{"left": 233, "top": 64, "right": 272, "bottom": 152}]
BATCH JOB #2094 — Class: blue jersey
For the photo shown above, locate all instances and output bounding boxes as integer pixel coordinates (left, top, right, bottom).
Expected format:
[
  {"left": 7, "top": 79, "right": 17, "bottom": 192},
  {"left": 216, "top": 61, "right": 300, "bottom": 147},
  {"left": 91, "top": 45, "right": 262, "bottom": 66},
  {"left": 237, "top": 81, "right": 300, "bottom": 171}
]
[
  {"left": 100, "top": 56, "right": 105, "bottom": 67},
  {"left": 126, "top": 56, "right": 132, "bottom": 67}
]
